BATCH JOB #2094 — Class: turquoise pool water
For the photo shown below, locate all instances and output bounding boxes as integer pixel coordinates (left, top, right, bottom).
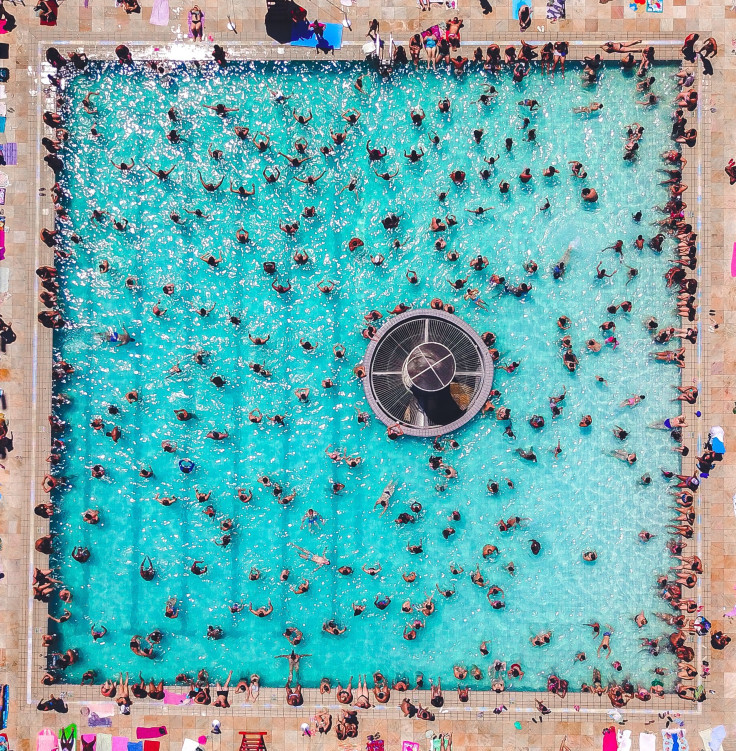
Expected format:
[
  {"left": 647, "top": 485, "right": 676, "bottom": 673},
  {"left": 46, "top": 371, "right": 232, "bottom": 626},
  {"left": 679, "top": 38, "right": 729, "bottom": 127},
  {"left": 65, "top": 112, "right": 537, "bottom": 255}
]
[{"left": 49, "top": 60, "right": 683, "bottom": 691}]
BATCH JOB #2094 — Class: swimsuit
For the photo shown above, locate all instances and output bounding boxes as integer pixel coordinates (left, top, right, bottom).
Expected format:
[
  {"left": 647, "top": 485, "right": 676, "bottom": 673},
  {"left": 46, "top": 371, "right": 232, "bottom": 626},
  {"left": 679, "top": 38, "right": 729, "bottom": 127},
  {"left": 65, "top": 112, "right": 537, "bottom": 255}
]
[{"left": 425, "top": 38, "right": 436, "bottom": 49}]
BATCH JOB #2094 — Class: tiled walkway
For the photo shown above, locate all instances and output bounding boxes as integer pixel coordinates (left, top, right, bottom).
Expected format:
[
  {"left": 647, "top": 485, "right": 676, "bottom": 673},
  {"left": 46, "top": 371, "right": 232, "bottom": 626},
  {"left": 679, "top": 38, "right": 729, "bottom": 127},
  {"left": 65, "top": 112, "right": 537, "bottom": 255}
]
[{"left": 1, "top": 0, "right": 736, "bottom": 748}]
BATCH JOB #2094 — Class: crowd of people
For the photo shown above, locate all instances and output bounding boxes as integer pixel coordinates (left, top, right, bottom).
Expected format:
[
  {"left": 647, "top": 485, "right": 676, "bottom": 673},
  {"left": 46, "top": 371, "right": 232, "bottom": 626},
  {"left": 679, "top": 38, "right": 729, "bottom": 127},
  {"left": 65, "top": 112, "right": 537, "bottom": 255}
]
[{"left": 32, "top": 34, "right": 730, "bottom": 721}]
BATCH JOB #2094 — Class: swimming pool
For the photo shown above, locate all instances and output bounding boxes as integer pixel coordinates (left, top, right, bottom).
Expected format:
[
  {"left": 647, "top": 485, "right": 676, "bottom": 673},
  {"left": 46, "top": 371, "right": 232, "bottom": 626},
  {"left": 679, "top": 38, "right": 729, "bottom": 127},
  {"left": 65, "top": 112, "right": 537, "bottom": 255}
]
[{"left": 47, "top": 58, "right": 683, "bottom": 690}]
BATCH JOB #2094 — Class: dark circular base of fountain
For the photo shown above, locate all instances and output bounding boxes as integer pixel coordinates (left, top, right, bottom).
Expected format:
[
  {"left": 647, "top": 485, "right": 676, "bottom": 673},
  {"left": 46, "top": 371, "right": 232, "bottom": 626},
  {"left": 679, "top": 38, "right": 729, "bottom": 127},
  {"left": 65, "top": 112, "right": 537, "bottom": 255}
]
[{"left": 362, "top": 309, "right": 494, "bottom": 438}]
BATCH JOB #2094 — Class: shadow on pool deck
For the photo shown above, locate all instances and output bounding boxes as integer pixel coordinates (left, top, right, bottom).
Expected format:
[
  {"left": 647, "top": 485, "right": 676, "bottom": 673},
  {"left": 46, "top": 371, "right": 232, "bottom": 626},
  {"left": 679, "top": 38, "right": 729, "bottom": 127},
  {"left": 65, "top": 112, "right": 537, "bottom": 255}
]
[{"left": 264, "top": 0, "right": 308, "bottom": 44}]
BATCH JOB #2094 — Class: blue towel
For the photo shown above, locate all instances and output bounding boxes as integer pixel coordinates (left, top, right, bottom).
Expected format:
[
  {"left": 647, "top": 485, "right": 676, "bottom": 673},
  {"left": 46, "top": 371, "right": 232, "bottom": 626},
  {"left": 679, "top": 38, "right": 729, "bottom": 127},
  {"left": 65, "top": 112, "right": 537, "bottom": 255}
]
[
  {"left": 709, "top": 727, "right": 726, "bottom": 751},
  {"left": 290, "top": 21, "right": 343, "bottom": 50},
  {"left": 512, "top": 0, "right": 530, "bottom": 18},
  {"left": 127, "top": 743, "right": 143, "bottom": 751}
]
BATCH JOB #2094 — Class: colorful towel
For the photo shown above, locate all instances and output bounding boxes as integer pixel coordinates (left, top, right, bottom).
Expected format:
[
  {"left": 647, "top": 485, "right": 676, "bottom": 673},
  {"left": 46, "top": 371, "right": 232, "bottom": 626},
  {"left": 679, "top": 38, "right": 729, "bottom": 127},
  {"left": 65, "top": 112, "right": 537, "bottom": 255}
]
[
  {"left": 84, "top": 703, "right": 116, "bottom": 719},
  {"left": 512, "top": 0, "right": 530, "bottom": 19},
  {"left": 546, "top": 0, "right": 565, "bottom": 18},
  {"left": 403, "top": 743, "right": 420, "bottom": 751},
  {"left": 59, "top": 725, "right": 77, "bottom": 751},
  {"left": 39, "top": 0, "right": 58, "bottom": 25},
  {"left": 136, "top": 729, "right": 167, "bottom": 740},
  {"left": 37, "top": 729, "right": 58, "bottom": 751},
  {"left": 290, "top": 21, "right": 343, "bottom": 50},
  {"left": 603, "top": 727, "right": 618, "bottom": 751},
  {"left": 547, "top": 0, "right": 565, "bottom": 19},
  {"left": 143, "top": 742, "right": 159, "bottom": 751},
  {"left": 699, "top": 727, "right": 726, "bottom": 751},
  {"left": 127, "top": 743, "right": 143, "bottom": 751},
  {"left": 112, "top": 738, "right": 128, "bottom": 751},
  {"left": 186, "top": 9, "right": 203, "bottom": 38},
  {"left": 163, "top": 691, "right": 188, "bottom": 705},
  {"left": 88, "top": 716, "right": 112, "bottom": 728},
  {"left": 646, "top": 0, "right": 663, "bottom": 11},
  {"left": 0, "top": 685, "right": 8, "bottom": 730},
  {"left": 421, "top": 24, "right": 441, "bottom": 39},
  {"left": 149, "top": 0, "right": 169, "bottom": 25},
  {"left": 0, "top": 144, "right": 16, "bottom": 166},
  {"left": 661, "top": 729, "right": 688, "bottom": 751}
]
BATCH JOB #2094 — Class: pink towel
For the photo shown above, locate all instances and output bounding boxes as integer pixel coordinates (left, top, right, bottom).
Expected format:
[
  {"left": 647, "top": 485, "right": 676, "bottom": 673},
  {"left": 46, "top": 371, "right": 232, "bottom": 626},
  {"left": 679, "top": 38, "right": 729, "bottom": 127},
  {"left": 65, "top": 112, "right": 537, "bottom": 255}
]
[
  {"left": 112, "top": 738, "right": 128, "bottom": 751},
  {"left": 136, "top": 729, "right": 167, "bottom": 740},
  {"left": 37, "top": 729, "right": 59, "bottom": 751},
  {"left": 603, "top": 727, "right": 618, "bottom": 751},
  {"left": 163, "top": 691, "right": 187, "bottom": 705}
]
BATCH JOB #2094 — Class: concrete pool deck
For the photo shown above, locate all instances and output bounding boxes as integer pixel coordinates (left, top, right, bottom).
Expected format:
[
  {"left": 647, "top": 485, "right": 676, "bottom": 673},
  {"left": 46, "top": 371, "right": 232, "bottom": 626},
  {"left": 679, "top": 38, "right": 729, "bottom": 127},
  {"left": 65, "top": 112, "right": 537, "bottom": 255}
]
[{"left": 0, "top": 0, "right": 735, "bottom": 747}]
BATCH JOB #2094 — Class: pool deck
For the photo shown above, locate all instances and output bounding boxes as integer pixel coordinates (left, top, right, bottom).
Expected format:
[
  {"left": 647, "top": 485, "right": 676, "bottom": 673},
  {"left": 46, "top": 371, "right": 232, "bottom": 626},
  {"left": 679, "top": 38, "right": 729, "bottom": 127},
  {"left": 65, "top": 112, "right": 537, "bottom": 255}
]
[{"left": 1, "top": 0, "right": 736, "bottom": 747}]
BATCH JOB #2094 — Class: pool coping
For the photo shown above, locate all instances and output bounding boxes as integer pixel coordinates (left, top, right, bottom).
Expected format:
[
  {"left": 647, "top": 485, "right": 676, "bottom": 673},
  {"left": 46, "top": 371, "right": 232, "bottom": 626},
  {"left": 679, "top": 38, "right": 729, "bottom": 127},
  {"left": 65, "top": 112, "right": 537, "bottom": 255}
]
[{"left": 25, "top": 37, "right": 709, "bottom": 719}]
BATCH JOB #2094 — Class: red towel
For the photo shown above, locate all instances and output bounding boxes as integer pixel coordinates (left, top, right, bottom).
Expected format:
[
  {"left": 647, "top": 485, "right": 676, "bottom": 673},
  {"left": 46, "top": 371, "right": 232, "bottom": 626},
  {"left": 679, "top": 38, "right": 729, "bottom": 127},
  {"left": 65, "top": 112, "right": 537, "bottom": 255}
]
[{"left": 39, "top": 0, "right": 58, "bottom": 26}]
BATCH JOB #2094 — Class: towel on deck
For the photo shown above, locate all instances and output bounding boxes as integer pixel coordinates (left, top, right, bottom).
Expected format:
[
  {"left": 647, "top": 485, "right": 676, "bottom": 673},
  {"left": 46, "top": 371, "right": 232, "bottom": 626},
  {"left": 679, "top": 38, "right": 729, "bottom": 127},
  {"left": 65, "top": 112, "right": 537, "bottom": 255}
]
[
  {"left": 84, "top": 703, "right": 116, "bottom": 718},
  {"left": 88, "top": 716, "right": 112, "bottom": 728},
  {"left": 662, "top": 729, "right": 689, "bottom": 751},
  {"left": 639, "top": 733, "right": 656, "bottom": 751},
  {"left": 699, "top": 728, "right": 726, "bottom": 751},
  {"left": 37, "top": 729, "right": 58, "bottom": 751},
  {"left": 290, "top": 21, "right": 343, "bottom": 50},
  {"left": 163, "top": 691, "right": 189, "bottom": 705},
  {"left": 512, "top": 0, "right": 530, "bottom": 18},
  {"left": 618, "top": 730, "right": 632, "bottom": 751},
  {"left": 136, "top": 729, "right": 167, "bottom": 740},
  {"left": 0, "top": 143, "right": 16, "bottom": 165},
  {"left": 603, "top": 727, "right": 619, "bottom": 751},
  {"left": 547, "top": 0, "right": 565, "bottom": 19}
]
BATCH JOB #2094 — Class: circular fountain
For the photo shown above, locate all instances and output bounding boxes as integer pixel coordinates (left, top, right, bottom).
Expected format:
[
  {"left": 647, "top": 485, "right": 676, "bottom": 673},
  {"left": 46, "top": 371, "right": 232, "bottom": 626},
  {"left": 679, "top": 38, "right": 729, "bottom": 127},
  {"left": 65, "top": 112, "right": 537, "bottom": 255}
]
[{"left": 362, "top": 309, "right": 494, "bottom": 437}]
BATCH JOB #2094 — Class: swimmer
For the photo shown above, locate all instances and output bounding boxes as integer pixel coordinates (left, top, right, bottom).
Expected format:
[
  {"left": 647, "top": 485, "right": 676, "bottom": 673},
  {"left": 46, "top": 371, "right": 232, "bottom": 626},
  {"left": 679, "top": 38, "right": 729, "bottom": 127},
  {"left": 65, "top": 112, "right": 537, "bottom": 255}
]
[
  {"left": 597, "top": 626, "right": 614, "bottom": 658},
  {"left": 573, "top": 102, "right": 604, "bottom": 114},
  {"left": 111, "top": 157, "right": 135, "bottom": 172},
  {"left": 289, "top": 543, "right": 330, "bottom": 568},
  {"left": 620, "top": 394, "right": 646, "bottom": 408},
  {"left": 203, "top": 102, "right": 239, "bottom": 117}
]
